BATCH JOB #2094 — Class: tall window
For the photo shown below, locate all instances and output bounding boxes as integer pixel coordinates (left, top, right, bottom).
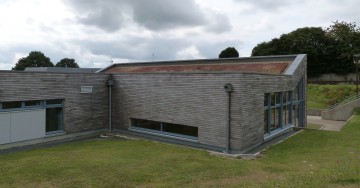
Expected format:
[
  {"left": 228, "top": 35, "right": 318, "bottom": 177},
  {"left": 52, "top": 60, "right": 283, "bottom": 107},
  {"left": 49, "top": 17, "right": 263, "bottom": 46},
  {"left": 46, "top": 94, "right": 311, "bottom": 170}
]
[
  {"left": 264, "top": 77, "right": 305, "bottom": 135},
  {"left": 292, "top": 77, "right": 305, "bottom": 127},
  {"left": 45, "top": 100, "right": 64, "bottom": 133},
  {"left": 264, "top": 91, "right": 293, "bottom": 135}
]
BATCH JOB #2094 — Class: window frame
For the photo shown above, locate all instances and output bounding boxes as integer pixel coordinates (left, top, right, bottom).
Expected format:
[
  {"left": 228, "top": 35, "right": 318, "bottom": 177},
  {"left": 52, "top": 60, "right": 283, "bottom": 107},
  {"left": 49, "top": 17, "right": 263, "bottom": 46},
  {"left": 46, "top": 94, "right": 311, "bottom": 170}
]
[
  {"left": 45, "top": 99, "right": 64, "bottom": 134},
  {"left": 0, "top": 99, "right": 65, "bottom": 135},
  {"left": 130, "top": 118, "right": 199, "bottom": 142},
  {"left": 264, "top": 91, "right": 294, "bottom": 138}
]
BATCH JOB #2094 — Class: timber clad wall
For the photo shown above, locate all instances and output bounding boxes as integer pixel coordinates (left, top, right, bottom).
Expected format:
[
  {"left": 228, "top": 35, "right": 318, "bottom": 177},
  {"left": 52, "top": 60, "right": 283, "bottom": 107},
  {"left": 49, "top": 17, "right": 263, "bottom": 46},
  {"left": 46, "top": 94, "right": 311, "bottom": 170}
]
[
  {"left": 0, "top": 55, "right": 306, "bottom": 152},
  {"left": 0, "top": 71, "right": 109, "bottom": 133},
  {"left": 111, "top": 69, "right": 305, "bottom": 151}
]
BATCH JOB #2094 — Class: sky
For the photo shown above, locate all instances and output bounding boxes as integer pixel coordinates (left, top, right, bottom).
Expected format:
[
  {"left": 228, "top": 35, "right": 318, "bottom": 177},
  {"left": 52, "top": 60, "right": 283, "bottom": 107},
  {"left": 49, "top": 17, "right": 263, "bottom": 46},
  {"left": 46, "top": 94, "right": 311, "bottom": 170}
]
[{"left": 0, "top": 0, "right": 360, "bottom": 70}]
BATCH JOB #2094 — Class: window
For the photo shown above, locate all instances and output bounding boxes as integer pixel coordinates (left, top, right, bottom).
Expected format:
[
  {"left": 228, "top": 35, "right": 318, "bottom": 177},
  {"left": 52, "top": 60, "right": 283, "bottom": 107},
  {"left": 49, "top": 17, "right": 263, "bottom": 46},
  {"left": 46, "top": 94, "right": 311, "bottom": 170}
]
[
  {"left": 132, "top": 119, "right": 161, "bottom": 131},
  {"left": 264, "top": 77, "right": 305, "bottom": 135},
  {"left": 264, "top": 91, "right": 293, "bottom": 135},
  {"left": 0, "top": 99, "right": 64, "bottom": 134},
  {"left": 162, "top": 122, "right": 198, "bottom": 137},
  {"left": 25, "top": 100, "right": 43, "bottom": 107},
  {"left": 46, "top": 107, "right": 63, "bottom": 133},
  {"left": 264, "top": 109, "right": 268, "bottom": 133},
  {"left": 2, "top": 101, "right": 22, "bottom": 109},
  {"left": 45, "top": 99, "right": 64, "bottom": 134},
  {"left": 131, "top": 118, "right": 198, "bottom": 139}
]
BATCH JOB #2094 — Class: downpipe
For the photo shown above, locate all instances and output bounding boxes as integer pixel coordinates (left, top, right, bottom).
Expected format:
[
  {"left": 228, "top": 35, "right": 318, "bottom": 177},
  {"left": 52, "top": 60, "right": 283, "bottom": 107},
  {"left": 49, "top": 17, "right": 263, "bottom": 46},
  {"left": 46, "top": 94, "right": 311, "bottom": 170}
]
[
  {"left": 107, "top": 76, "right": 114, "bottom": 132},
  {"left": 224, "top": 83, "right": 233, "bottom": 153}
]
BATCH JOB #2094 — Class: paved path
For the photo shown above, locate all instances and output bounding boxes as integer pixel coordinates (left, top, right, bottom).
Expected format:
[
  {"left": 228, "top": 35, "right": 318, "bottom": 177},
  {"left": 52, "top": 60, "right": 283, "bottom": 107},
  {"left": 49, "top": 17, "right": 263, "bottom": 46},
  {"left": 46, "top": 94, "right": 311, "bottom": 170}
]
[{"left": 307, "top": 116, "right": 347, "bottom": 131}]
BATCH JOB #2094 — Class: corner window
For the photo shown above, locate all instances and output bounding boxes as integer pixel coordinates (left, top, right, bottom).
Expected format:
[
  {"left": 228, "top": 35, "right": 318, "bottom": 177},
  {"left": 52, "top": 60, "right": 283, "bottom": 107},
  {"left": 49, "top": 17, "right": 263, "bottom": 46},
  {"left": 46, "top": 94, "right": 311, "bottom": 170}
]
[{"left": 264, "top": 91, "right": 293, "bottom": 135}]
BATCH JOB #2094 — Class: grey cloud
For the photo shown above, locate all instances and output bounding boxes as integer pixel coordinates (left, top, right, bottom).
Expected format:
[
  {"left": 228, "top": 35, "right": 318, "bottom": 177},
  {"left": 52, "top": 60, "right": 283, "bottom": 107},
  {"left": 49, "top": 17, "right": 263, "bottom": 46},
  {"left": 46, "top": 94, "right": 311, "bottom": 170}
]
[
  {"left": 65, "top": 0, "right": 127, "bottom": 32},
  {"left": 234, "top": 0, "right": 297, "bottom": 10},
  {"left": 76, "top": 35, "right": 189, "bottom": 61},
  {"left": 65, "top": 0, "right": 206, "bottom": 32},
  {"left": 130, "top": 0, "right": 206, "bottom": 30},
  {"left": 206, "top": 13, "right": 232, "bottom": 33}
]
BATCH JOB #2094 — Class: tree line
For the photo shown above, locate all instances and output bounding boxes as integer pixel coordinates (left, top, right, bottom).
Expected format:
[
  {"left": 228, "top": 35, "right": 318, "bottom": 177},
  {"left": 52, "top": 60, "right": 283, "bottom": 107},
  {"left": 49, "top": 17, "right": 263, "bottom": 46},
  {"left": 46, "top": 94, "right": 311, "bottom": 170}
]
[
  {"left": 12, "top": 51, "right": 79, "bottom": 70},
  {"left": 251, "top": 21, "right": 360, "bottom": 77}
]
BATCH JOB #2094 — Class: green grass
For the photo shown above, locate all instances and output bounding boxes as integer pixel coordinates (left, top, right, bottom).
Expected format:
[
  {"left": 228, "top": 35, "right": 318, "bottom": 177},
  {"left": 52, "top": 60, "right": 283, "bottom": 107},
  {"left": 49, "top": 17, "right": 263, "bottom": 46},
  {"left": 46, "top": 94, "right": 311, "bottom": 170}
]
[
  {"left": 307, "top": 84, "right": 357, "bottom": 109},
  {"left": 1, "top": 117, "right": 360, "bottom": 187}
]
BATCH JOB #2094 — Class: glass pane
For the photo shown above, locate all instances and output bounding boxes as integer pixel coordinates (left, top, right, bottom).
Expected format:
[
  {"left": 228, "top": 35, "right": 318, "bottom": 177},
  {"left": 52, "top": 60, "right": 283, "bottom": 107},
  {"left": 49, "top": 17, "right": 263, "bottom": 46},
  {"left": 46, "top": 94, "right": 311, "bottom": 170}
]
[
  {"left": 287, "top": 104, "right": 291, "bottom": 125},
  {"left": 132, "top": 119, "right": 161, "bottom": 131},
  {"left": 46, "top": 107, "right": 63, "bottom": 132},
  {"left": 294, "top": 85, "right": 299, "bottom": 101},
  {"left": 282, "top": 105, "right": 290, "bottom": 125},
  {"left": 275, "top": 93, "right": 281, "bottom": 104},
  {"left": 46, "top": 99, "right": 63, "bottom": 105},
  {"left": 271, "top": 109, "right": 276, "bottom": 131},
  {"left": 293, "top": 105, "right": 298, "bottom": 127},
  {"left": 264, "top": 109, "right": 268, "bottom": 133},
  {"left": 282, "top": 92, "right": 287, "bottom": 104},
  {"left": 25, "top": 100, "right": 42, "bottom": 107},
  {"left": 271, "top": 93, "right": 275, "bottom": 106},
  {"left": 275, "top": 107, "right": 281, "bottom": 129},
  {"left": 2, "top": 101, "right": 22, "bottom": 109},
  {"left": 162, "top": 123, "right": 198, "bottom": 137}
]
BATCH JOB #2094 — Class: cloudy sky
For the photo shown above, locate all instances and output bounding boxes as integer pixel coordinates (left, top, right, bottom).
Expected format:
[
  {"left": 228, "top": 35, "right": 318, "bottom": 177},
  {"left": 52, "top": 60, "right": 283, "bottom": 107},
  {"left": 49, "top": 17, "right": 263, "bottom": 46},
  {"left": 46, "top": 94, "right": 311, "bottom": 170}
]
[{"left": 0, "top": 0, "right": 359, "bottom": 70}]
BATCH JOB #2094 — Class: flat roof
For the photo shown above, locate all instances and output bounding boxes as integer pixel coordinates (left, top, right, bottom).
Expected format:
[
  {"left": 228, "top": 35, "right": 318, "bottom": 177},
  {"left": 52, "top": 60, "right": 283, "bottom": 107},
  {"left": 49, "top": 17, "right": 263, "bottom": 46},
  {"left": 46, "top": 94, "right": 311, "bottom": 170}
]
[
  {"left": 99, "top": 55, "right": 303, "bottom": 75},
  {"left": 24, "top": 67, "right": 101, "bottom": 73}
]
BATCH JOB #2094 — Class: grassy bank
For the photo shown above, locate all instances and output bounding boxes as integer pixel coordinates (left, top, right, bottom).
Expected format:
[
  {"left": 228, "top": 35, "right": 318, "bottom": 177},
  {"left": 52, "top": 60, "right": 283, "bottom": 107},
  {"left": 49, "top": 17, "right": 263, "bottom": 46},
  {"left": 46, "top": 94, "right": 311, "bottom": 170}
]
[
  {"left": 307, "top": 84, "right": 357, "bottom": 109},
  {"left": 0, "top": 116, "right": 360, "bottom": 187}
]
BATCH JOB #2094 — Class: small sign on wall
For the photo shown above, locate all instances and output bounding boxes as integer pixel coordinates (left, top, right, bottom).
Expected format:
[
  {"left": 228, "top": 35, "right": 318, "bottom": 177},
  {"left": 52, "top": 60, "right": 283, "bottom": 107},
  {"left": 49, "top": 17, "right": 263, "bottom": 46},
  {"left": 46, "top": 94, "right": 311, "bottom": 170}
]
[{"left": 81, "top": 86, "right": 93, "bottom": 93}]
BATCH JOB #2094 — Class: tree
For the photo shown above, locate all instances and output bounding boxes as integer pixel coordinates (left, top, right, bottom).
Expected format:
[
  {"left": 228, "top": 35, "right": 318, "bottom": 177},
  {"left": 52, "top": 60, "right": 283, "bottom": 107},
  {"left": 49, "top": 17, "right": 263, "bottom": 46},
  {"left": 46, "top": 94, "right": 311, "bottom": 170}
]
[
  {"left": 325, "top": 21, "right": 360, "bottom": 74},
  {"left": 219, "top": 47, "right": 239, "bottom": 58},
  {"left": 252, "top": 27, "right": 334, "bottom": 77},
  {"left": 12, "top": 51, "right": 54, "bottom": 70},
  {"left": 56, "top": 58, "right": 80, "bottom": 68},
  {"left": 252, "top": 21, "right": 360, "bottom": 76}
]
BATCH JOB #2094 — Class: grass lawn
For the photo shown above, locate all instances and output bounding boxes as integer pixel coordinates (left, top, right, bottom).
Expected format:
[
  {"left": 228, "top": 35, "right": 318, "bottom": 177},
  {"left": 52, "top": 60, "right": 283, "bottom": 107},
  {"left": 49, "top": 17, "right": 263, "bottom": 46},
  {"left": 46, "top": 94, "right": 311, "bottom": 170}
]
[
  {"left": 307, "top": 84, "right": 356, "bottom": 109},
  {"left": 1, "top": 117, "right": 360, "bottom": 187}
]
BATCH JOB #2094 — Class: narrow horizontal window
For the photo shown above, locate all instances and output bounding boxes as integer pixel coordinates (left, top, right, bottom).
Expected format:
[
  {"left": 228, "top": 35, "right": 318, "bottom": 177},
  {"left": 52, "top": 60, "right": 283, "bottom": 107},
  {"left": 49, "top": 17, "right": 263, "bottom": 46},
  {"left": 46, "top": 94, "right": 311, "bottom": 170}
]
[
  {"left": 132, "top": 119, "right": 161, "bottom": 131},
  {"left": 2, "top": 101, "right": 22, "bottom": 109},
  {"left": 131, "top": 118, "right": 198, "bottom": 138},
  {"left": 25, "top": 100, "right": 42, "bottom": 107},
  {"left": 162, "top": 122, "right": 198, "bottom": 137}
]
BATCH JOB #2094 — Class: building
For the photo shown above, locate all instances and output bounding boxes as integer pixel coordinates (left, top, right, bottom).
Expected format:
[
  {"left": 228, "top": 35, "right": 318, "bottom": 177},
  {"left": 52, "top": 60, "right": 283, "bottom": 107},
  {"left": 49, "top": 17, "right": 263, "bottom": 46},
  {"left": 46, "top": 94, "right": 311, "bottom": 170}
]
[{"left": 0, "top": 54, "right": 306, "bottom": 153}]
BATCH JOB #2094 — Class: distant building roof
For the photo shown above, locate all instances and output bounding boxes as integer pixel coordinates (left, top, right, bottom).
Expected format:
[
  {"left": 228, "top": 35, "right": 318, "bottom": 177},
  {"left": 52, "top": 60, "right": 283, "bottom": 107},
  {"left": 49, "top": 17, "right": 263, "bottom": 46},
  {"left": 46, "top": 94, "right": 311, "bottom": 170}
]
[{"left": 24, "top": 67, "right": 101, "bottom": 73}]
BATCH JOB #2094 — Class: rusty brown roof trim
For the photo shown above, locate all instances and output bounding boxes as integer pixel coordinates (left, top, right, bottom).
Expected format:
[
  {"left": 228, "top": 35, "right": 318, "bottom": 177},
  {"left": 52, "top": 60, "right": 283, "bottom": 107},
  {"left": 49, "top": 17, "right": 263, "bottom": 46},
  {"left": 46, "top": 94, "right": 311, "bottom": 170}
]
[{"left": 98, "top": 55, "right": 299, "bottom": 73}]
